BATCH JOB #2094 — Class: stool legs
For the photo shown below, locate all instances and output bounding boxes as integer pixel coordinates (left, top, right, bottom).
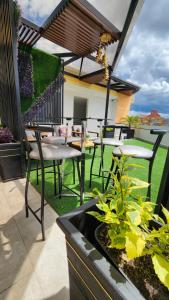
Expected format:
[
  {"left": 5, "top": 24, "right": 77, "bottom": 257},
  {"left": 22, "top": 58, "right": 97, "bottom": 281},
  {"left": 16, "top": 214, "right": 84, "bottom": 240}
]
[
  {"left": 77, "top": 158, "right": 81, "bottom": 184},
  {"left": 25, "top": 157, "right": 31, "bottom": 218},
  {"left": 105, "top": 159, "right": 115, "bottom": 190},
  {"left": 36, "top": 160, "right": 39, "bottom": 185},
  {"left": 25, "top": 155, "right": 84, "bottom": 240},
  {"left": 72, "top": 159, "right": 76, "bottom": 184},
  {"left": 147, "top": 160, "right": 153, "bottom": 199},
  {"left": 25, "top": 157, "right": 46, "bottom": 241},
  {"left": 80, "top": 154, "right": 85, "bottom": 205},
  {"left": 99, "top": 145, "right": 105, "bottom": 177},
  {"left": 89, "top": 145, "right": 96, "bottom": 188},
  {"left": 57, "top": 161, "right": 62, "bottom": 198},
  {"left": 53, "top": 160, "right": 57, "bottom": 196},
  {"left": 40, "top": 162, "right": 45, "bottom": 241}
]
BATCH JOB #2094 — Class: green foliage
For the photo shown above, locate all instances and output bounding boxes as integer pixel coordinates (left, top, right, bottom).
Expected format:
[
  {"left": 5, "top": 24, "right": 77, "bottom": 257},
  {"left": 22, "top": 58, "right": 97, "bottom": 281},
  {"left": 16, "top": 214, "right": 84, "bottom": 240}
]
[
  {"left": 19, "top": 46, "right": 61, "bottom": 113},
  {"left": 88, "top": 155, "right": 169, "bottom": 290},
  {"left": 152, "top": 254, "right": 169, "bottom": 290},
  {"left": 20, "top": 96, "right": 35, "bottom": 113},
  {"left": 121, "top": 115, "right": 141, "bottom": 128},
  {"left": 144, "top": 206, "right": 169, "bottom": 289},
  {"left": 31, "top": 48, "right": 61, "bottom": 98}
]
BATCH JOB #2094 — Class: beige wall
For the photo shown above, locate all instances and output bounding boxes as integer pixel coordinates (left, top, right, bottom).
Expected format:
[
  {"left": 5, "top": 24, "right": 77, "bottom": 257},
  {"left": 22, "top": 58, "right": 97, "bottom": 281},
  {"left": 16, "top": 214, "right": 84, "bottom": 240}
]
[
  {"left": 115, "top": 94, "right": 133, "bottom": 123},
  {"left": 64, "top": 75, "right": 133, "bottom": 127}
]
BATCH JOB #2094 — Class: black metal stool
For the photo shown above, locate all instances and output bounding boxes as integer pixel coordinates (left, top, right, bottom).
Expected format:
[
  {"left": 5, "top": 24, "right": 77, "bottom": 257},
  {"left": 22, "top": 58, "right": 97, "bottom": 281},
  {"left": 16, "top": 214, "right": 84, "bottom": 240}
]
[
  {"left": 89, "top": 120, "right": 123, "bottom": 191},
  {"left": 105, "top": 129, "right": 167, "bottom": 199},
  {"left": 24, "top": 125, "right": 83, "bottom": 240}
]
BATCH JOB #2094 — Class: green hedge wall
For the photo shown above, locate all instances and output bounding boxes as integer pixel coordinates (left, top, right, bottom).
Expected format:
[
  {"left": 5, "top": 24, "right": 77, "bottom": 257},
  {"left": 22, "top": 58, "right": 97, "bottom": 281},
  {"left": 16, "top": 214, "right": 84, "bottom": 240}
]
[{"left": 19, "top": 45, "right": 61, "bottom": 113}]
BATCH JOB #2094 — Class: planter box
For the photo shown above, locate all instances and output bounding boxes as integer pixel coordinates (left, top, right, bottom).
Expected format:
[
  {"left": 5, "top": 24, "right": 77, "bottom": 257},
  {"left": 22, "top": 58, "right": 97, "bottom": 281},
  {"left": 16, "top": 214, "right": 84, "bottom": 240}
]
[
  {"left": 57, "top": 200, "right": 145, "bottom": 300},
  {"left": 104, "top": 130, "right": 114, "bottom": 138},
  {"left": 122, "top": 128, "right": 135, "bottom": 139},
  {"left": 0, "top": 142, "right": 25, "bottom": 182}
]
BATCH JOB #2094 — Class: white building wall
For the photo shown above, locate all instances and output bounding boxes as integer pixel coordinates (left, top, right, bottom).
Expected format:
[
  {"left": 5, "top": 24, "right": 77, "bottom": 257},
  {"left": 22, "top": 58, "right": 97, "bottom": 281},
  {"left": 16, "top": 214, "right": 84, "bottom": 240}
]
[{"left": 64, "top": 79, "right": 117, "bottom": 132}]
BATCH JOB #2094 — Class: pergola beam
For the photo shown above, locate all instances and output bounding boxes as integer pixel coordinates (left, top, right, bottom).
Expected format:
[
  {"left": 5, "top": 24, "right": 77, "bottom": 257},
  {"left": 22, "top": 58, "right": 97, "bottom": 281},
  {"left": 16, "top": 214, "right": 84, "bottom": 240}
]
[
  {"left": 64, "top": 55, "right": 81, "bottom": 66},
  {"left": 110, "top": 74, "right": 140, "bottom": 91},
  {"left": 19, "top": 17, "right": 41, "bottom": 46},
  {"left": 111, "top": 0, "right": 144, "bottom": 70},
  {"left": 20, "top": 17, "right": 41, "bottom": 32},
  {"left": 53, "top": 52, "right": 77, "bottom": 58},
  {"left": 41, "top": 0, "right": 120, "bottom": 56},
  {"left": 79, "top": 57, "right": 84, "bottom": 78}
]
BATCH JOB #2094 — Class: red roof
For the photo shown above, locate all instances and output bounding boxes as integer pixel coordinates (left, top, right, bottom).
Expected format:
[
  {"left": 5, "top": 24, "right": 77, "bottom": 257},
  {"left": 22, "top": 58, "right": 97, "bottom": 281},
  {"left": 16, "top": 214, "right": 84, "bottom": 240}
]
[{"left": 145, "top": 110, "right": 161, "bottom": 119}]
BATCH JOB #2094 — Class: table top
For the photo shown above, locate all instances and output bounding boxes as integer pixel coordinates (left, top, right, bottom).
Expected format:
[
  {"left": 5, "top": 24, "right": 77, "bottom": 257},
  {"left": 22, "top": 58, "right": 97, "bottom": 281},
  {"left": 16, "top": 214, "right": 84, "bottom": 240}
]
[
  {"left": 70, "top": 140, "right": 94, "bottom": 149},
  {"left": 103, "top": 124, "right": 129, "bottom": 129},
  {"left": 24, "top": 132, "right": 49, "bottom": 142}
]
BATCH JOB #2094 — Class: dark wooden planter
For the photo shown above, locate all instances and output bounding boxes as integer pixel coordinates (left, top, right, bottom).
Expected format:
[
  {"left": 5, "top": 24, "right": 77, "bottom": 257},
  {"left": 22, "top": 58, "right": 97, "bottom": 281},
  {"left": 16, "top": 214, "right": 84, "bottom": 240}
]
[
  {"left": 57, "top": 200, "right": 145, "bottom": 300},
  {"left": 122, "top": 128, "right": 135, "bottom": 139},
  {"left": 0, "top": 142, "right": 25, "bottom": 182},
  {"left": 104, "top": 130, "right": 114, "bottom": 138}
]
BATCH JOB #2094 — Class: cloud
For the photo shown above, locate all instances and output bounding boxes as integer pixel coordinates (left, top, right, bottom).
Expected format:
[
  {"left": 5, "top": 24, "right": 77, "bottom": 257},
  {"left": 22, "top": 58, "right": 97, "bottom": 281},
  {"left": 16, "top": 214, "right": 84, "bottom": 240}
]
[
  {"left": 116, "top": 0, "right": 169, "bottom": 113},
  {"left": 18, "top": 0, "right": 60, "bottom": 24},
  {"left": 141, "top": 80, "right": 169, "bottom": 95}
]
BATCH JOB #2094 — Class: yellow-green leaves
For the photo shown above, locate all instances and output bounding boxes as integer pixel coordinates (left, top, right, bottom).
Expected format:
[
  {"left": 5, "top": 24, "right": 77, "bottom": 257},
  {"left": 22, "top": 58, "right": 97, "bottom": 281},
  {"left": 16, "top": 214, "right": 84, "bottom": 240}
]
[
  {"left": 127, "top": 210, "right": 141, "bottom": 226},
  {"left": 88, "top": 202, "right": 120, "bottom": 225},
  {"left": 108, "top": 225, "right": 126, "bottom": 249},
  {"left": 127, "top": 177, "right": 150, "bottom": 191},
  {"left": 152, "top": 254, "right": 169, "bottom": 290},
  {"left": 162, "top": 206, "right": 169, "bottom": 223},
  {"left": 87, "top": 154, "right": 169, "bottom": 290},
  {"left": 126, "top": 232, "right": 145, "bottom": 259}
]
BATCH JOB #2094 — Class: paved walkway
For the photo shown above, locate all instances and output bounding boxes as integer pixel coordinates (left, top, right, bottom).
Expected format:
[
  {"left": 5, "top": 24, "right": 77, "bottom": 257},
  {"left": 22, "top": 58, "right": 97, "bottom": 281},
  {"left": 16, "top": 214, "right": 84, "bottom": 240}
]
[{"left": 0, "top": 179, "right": 69, "bottom": 300}]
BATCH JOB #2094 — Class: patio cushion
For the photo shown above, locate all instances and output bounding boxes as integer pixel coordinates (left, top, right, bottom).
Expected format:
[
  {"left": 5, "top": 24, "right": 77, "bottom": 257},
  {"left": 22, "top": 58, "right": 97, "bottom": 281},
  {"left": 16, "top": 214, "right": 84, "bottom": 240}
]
[
  {"left": 94, "top": 138, "right": 123, "bottom": 146},
  {"left": 29, "top": 144, "right": 81, "bottom": 160},
  {"left": 42, "top": 136, "right": 65, "bottom": 145},
  {"left": 113, "top": 145, "right": 153, "bottom": 159},
  {"left": 42, "top": 136, "right": 81, "bottom": 145},
  {"left": 25, "top": 130, "right": 35, "bottom": 137},
  {"left": 58, "top": 125, "right": 72, "bottom": 137}
]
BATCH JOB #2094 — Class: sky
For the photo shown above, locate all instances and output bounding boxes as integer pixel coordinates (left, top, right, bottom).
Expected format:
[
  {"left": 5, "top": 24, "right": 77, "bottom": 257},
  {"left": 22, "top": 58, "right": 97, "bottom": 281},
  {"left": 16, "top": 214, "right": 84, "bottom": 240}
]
[{"left": 18, "top": 0, "right": 169, "bottom": 117}]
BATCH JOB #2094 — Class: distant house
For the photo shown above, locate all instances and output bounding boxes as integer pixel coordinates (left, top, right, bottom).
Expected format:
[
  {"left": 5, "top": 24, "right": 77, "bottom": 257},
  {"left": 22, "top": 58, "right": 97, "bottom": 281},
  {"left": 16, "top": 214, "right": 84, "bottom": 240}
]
[{"left": 141, "top": 110, "right": 166, "bottom": 126}]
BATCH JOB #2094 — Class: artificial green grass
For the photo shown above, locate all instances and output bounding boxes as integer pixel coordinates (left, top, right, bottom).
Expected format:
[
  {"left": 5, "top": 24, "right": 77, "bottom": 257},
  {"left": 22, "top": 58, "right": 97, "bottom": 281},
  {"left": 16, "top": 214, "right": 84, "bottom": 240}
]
[
  {"left": 19, "top": 46, "right": 61, "bottom": 113},
  {"left": 31, "top": 48, "right": 61, "bottom": 98},
  {"left": 21, "top": 96, "right": 35, "bottom": 113},
  {"left": 30, "top": 140, "right": 167, "bottom": 216}
]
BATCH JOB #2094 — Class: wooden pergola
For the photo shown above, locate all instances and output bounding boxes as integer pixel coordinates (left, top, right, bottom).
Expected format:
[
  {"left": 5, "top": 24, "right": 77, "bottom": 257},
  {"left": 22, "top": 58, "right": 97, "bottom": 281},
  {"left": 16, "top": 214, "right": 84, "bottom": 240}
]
[
  {"left": 80, "top": 68, "right": 140, "bottom": 95},
  {"left": 18, "top": 0, "right": 143, "bottom": 124}
]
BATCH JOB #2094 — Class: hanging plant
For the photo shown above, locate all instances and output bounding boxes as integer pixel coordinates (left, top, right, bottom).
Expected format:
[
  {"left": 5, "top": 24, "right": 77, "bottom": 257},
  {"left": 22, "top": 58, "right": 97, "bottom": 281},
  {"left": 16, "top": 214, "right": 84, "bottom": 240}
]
[
  {"left": 96, "top": 33, "right": 112, "bottom": 81},
  {"left": 96, "top": 44, "right": 103, "bottom": 63}
]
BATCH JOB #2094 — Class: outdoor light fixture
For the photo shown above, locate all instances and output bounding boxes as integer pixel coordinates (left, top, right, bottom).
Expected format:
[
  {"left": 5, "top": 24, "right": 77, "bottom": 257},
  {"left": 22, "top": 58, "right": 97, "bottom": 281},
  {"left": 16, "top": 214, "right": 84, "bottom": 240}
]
[{"left": 96, "top": 33, "right": 112, "bottom": 81}]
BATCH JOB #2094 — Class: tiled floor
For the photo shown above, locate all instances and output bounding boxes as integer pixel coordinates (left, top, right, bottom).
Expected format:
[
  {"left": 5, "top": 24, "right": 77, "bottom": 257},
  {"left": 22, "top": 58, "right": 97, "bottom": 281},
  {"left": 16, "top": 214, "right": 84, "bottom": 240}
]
[{"left": 0, "top": 179, "right": 69, "bottom": 300}]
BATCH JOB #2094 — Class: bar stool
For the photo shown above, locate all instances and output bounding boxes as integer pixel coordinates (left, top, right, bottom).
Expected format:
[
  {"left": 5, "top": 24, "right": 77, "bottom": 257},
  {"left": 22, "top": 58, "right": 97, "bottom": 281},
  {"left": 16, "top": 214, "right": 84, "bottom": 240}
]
[
  {"left": 105, "top": 129, "right": 167, "bottom": 198},
  {"left": 89, "top": 120, "right": 123, "bottom": 191},
  {"left": 24, "top": 125, "right": 83, "bottom": 240},
  {"left": 41, "top": 119, "right": 81, "bottom": 185}
]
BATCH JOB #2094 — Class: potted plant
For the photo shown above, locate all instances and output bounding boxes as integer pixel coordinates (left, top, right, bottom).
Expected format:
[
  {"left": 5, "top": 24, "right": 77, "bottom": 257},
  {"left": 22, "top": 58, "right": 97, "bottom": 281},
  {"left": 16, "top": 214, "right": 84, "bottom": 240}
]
[
  {"left": 0, "top": 126, "right": 24, "bottom": 181},
  {"left": 104, "top": 127, "right": 115, "bottom": 138},
  {"left": 121, "top": 115, "right": 141, "bottom": 139},
  {"left": 57, "top": 156, "right": 169, "bottom": 300}
]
